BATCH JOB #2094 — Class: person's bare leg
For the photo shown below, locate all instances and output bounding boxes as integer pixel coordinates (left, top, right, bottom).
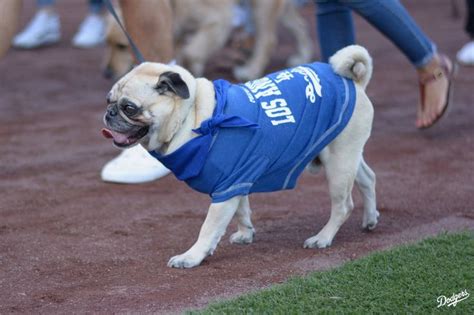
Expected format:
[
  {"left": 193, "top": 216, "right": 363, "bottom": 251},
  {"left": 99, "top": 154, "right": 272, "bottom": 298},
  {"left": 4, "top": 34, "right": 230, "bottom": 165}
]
[
  {"left": 416, "top": 54, "right": 453, "bottom": 128},
  {"left": 0, "top": 0, "right": 23, "bottom": 59},
  {"left": 119, "top": 0, "right": 174, "bottom": 63}
]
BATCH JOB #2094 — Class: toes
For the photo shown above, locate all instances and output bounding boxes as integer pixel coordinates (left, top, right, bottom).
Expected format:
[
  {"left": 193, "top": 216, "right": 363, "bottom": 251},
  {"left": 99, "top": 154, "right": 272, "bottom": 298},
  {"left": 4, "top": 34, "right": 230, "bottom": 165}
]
[
  {"left": 364, "top": 222, "right": 377, "bottom": 231},
  {"left": 416, "top": 111, "right": 431, "bottom": 128},
  {"left": 167, "top": 254, "right": 203, "bottom": 269},
  {"left": 230, "top": 230, "right": 254, "bottom": 244},
  {"left": 416, "top": 119, "right": 423, "bottom": 128},
  {"left": 417, "top": 115, "right": 433, "bottom": 128},
  {"left": 303, "top": 235, "right": 332, "bottom": 249},
  {"left": 362, "top": 210, "right": 380, "bottom": 231}
]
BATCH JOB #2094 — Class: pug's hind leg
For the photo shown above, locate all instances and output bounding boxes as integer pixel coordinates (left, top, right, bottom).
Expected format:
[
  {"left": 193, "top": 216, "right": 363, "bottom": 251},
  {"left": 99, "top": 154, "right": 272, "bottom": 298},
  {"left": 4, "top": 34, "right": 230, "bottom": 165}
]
[
  {"left": 304, "top": 148, "right": 359, "bottom": 249},
  {"left": 168, "top": 196, "right": 241, "bottom": 269},
  {"left": 356, "top": 157, "right": 379, "bottom": 231},
  {"left": 230, "top": 196, "right": 255, "bottom": 244}
]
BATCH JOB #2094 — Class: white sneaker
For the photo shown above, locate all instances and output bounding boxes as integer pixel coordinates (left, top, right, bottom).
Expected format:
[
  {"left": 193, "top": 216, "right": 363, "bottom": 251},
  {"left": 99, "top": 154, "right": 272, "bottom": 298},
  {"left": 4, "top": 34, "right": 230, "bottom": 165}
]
[
  {"left": 12, "top": 10, "right": 61, "bottom": 49},
  {"left": 101, "top": 145, "right": 171, "bottom": 184},
  {"left": 72, "top": 14, "right": 106, "bottom": 48},
  {"left": 456, "top": 41, "right": 474, "bottom": 65}
]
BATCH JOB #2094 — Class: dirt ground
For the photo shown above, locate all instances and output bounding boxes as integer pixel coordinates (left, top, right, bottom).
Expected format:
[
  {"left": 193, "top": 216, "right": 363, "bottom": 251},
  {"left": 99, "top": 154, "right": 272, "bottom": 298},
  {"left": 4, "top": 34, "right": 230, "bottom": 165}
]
[{"left": 0, "top": 0, "right": 473, "bottom": 313}]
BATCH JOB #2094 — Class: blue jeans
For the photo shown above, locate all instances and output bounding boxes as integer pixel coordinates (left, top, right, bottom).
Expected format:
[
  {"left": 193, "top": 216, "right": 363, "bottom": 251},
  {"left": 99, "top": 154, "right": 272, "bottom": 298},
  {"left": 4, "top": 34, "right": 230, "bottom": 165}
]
[
  {"left": 314, "top": 0, "right": 436, "bottom": 67},
  {"left": 466, "top": 0, "right": 474, "bottom": 38},
  {"left": 38, "top": 0, "right": 104, "bottom": 14}
]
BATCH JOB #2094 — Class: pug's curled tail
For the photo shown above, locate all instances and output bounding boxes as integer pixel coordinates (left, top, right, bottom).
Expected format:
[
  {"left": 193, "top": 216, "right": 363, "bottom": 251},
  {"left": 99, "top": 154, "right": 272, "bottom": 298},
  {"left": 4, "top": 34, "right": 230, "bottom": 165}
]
[{"left": 330, "top": 45, "right": 373, "bottom": 90}]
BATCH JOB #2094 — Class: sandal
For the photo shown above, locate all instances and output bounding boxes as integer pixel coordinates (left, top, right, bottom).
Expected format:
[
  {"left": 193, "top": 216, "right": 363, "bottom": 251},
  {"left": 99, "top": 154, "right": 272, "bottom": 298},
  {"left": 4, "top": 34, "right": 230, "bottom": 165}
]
[{"left": 417, "top": 54, "right": 457, "bottom": 129}]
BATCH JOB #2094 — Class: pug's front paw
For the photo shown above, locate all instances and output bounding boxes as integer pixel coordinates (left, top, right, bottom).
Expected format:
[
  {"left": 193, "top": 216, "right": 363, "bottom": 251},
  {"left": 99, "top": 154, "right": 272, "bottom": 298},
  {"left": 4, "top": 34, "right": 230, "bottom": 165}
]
[
  {"left": 303, "top": 233, "right": 333, "bottom": 249},
  {"left": 229, "top": 228, "right": 255, "bottom": 244},
  {"left": 167, "top": 252, "right": 204, "bottom": 269}
]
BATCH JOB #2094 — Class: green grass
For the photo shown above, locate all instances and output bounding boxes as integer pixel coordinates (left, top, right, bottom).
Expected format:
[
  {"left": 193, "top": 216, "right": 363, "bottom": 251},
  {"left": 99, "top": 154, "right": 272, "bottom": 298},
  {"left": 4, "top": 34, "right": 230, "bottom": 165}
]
[{"left": 192, "top": 232, "right": 473, "bottom": 314}]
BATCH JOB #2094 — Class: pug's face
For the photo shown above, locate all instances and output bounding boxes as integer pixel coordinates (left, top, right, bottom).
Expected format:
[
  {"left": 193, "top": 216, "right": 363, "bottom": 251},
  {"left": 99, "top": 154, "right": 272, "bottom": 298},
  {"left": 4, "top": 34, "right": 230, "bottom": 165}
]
[{"left": 102, "top": 62, "right": 196, "bottom": 152}]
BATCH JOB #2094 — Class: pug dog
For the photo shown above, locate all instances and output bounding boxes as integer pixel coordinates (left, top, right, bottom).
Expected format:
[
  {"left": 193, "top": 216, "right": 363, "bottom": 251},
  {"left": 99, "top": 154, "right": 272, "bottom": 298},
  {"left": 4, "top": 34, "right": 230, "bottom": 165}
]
[{"left": 102, "top": 45, "right": 379, "bottom": 269}]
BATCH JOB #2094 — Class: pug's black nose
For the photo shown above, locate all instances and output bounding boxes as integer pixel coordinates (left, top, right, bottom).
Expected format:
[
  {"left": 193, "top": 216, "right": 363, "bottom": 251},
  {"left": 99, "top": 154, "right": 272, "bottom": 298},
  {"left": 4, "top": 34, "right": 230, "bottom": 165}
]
[{"left": 107, "top": 105, "right": 118, "bottom": 117}]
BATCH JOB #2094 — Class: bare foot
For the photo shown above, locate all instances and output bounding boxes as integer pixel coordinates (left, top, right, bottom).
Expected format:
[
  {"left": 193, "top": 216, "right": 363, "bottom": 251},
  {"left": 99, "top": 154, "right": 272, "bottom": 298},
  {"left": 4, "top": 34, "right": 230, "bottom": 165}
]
[{"left": 416, "top": 54, "right": 453, "bottom": 129}]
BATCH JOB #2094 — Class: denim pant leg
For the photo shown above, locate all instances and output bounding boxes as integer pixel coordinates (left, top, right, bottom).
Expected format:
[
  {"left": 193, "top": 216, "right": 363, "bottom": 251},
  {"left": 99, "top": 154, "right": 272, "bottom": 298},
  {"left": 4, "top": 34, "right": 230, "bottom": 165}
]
[
  {"left": 37, "top": 0, "right": 55, "bottom": 6},
  {"left": 315, "top": 0, "right": 436, "bottom": 67},
  {"left": 315, "top": 1, "right": 355, "bottom": 62},
  {"left": 466, "top": 0, "right": 474, "bottom": 38},
  {"left": 38, "top": 0, "right": 104, "bottom": 13},
  {"left": 89, "top": 0, "right": 105, "bottom": 14}
]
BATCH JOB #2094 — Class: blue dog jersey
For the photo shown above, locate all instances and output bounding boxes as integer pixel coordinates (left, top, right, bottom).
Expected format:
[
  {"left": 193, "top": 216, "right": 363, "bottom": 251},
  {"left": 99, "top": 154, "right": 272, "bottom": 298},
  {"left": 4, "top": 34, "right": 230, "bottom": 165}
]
[{"left": 150, "top": 62, "right": 356, "bottom": 202}]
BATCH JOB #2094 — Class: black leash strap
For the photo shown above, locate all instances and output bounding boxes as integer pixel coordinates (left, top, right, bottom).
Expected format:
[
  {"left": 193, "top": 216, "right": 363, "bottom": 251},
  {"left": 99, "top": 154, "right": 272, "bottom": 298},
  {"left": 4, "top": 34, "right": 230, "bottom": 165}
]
[{"left": 104, "top": 0, "right": 146, "bottom": 64}]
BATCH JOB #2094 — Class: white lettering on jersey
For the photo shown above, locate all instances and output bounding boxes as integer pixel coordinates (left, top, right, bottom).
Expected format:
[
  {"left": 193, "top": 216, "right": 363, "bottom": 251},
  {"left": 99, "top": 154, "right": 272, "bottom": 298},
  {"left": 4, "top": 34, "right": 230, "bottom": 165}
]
[
  {"left": 242, "top": 66, "right": 323, "bottom": 127},
  {"left": 244, "top": 77, "right": 282, "bottom": 100},
  {"left": 275, "top": 70, "right": 294, "bottom": 83},
  {"left": 260, "top": 98, "right": 296, "bottom": 126}
]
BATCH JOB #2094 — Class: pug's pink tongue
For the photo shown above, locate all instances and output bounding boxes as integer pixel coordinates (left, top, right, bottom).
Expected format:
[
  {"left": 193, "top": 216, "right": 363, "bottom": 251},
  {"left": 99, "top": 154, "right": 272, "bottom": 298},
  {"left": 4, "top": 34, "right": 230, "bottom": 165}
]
[{"left": 101, "top": 128, "right": 129, "bottom": 144}]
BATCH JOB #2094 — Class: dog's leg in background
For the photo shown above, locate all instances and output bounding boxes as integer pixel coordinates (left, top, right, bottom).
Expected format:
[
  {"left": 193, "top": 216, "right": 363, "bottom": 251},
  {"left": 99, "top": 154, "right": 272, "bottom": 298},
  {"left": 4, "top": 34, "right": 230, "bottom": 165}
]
[
  {"left": 355, "top": 158, "right": 379, "bottom": 230},
  {"left": 0, "top": 0, "right": 22, "bottom": 59},
  {"left": 168, "top": 196, "right": 241, "bottom": 268},
  {"left": 229, "top": 196, "right": 255, "bottom": 244},
  {"left": 280, "top": 0, "right": 313, "bottom": 67},
  {"left": 179, "top": 1, "right": 233, "bottom": 76},
  {"left": 119, "top": 0, "right": 174, "bottom": 63},
  {"left": 233, "top": 0, "right": 285, "bottom": 81}
]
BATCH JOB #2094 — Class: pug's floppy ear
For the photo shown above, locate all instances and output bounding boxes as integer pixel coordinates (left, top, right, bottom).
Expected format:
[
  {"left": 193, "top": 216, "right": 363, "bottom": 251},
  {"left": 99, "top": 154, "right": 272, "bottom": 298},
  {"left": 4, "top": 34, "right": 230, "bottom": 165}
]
[{"left": 154, "top": 71, "right": 190, "bottom": 99}]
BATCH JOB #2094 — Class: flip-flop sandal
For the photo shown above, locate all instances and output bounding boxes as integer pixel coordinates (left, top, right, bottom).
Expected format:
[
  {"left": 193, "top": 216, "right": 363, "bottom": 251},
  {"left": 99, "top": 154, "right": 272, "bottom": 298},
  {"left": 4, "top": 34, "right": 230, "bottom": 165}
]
[{"left": 417, "top": 54, "right": 457, "bottom": 129}]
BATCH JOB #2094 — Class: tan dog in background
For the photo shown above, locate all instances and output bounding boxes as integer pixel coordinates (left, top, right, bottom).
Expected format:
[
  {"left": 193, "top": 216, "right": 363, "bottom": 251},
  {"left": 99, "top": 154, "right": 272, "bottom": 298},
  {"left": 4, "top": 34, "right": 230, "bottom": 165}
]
[
  {"left": 103, "top": 0, "right": 233, "bottom": 81},
  {"left": 234, "top": 0, "right": 313, "bottom": 80},
  {"left": 102, "top": 7, "right": 135, "bottom": 80},
  {"left": 0, "top": 0, "right": 22, "bottom": 59},
  {"left": 102, "top": 45, "right": 379, "bottom": 268},
  {"left": 103, "top": 0, "right": 313, "bottom": 81},
  {"left": 0, "top": 0, "right": 174, "bottom": 65}
]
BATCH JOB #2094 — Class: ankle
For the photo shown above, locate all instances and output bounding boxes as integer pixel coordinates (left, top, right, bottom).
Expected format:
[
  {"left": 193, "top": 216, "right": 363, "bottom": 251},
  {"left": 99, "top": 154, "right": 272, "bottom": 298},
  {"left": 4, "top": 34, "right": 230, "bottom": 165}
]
[{"left": 417, "top": 54, "right": 442, "bottom": 75}]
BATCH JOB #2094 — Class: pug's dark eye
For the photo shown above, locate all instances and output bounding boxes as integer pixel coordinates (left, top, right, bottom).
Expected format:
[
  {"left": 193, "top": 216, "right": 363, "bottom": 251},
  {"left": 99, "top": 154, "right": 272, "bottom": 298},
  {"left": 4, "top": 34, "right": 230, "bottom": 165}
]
[
  {"left": 116, "top": 43, "right": 128, "bottom": 51},
  {"left": 122, "top": 103, "right": 139, "bottom": 116}
]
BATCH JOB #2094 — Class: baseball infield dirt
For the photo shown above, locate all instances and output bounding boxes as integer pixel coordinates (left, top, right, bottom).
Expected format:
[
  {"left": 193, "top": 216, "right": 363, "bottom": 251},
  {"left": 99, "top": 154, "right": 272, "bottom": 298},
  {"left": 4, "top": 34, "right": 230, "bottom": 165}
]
[{"left": 0, "top": 0, "right": 473, "bottom": 313}]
